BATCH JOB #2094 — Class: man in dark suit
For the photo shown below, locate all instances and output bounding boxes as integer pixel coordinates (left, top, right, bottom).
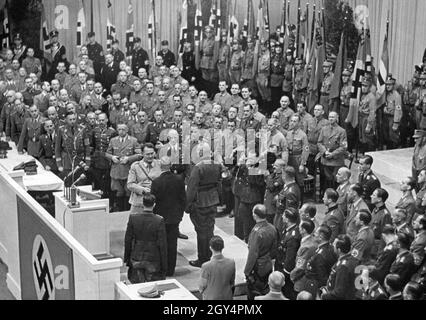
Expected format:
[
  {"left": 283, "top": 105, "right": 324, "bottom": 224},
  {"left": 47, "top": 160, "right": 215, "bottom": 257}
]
[
  {"left": 124, "top": 193, "right": 167, "bottom": 284},
  {"left": 151, "top": 156, "right": 186, "bottom": 276},
  {"left": 186, "top": 144, "right": 222, "bottom": 267},
  {"left": 38, "top": 119, "right": 59, "bottom": 175},
  {"left": 100, "top": 53, "right": 120, "bottom": 94}
]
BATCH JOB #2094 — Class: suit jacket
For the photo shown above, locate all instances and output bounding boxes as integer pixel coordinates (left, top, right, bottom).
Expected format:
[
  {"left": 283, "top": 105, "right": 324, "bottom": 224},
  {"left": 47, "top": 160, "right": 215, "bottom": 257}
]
[
  {"left": 123, "top": 211, "right": 167, "bottom": 276},
  {"left": 199, "top": 254, "right": 236, "bottom": 300},
  {"left": 17, "top": 117, "right": 44, "bottom": 157},
  {"left": 345, "top": 198, "right": 370, "bottom": 241},
  {"left": 105, "top": 136, "right": 142, "bottom": 180},
  {"left": 151, "top": 171, "right": 186, "bottom": 224}
]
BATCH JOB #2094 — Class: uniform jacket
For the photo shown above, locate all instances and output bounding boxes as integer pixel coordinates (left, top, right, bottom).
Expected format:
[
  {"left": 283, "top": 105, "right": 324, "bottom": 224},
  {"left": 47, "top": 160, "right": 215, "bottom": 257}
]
[
  {"left": 186, "top": 162, "right": 221, "bottom": 209},
  {"left": 55, "top": 124, "right": 91, "bottom": 170},
  {"left": 90, "top": 126, "right": 117, "bottom": 169},
  {"left": 38, "top": 132, "right": 58, "bottom": 171},
  {"left": 275, "top": 224, "right": 301, "bottom": 274},
  {"left": 322, "top": 253, "right": 358, "bottom": 300},
  {"left": 345, "top": 198, "right": 370, "bottom": 241},
  {"left": 317, "top": 124, "right": 348, "bottom": 167},
  {"left": 371, "top": 205, "right": 392, "bottom": 239},
  {"left": 127, "top": 160, "right": 162, "bottom": 206},
  {"left": 9, "top": 110, "right": 27, "bottom": 144},
  {"left": 232, "top": 165, "right": 265, "bottom": 204},
  {"left": 130, "top": 122, "right": 149, "bottom": 144},
  {"left": 145, "top": 121, "right": 170, "bottom": 145},
  {"left": 245, "top": 221, "right": 278, "bottom": 277},
  {"left": 369, "top": 241, "right": 398, "bottom": 284},
  {"left": 351, "top": 226, "right": 375, "bottom": 264},
  {"left": 158, "top": 50, "right": 176, "bottom": 68},
  {"left": 17, "top": 116, "right": 44, "bottom": 157},
  {"left": 270, "top": 54, "right": 285, "bottom": 87},
  {"left": 302, "top": 243, "right": 337, "bottom": 292},
  {"left": 105, "top": 135, "right": 142, "bottom": 180},
  {"left": 358, "top": 170, "right": 381, "bottom": 206},
  {"left": 389, "top": 250, "right": 416, "bottom": 285},
  {"left": 286, "top": 128, "right": 309, "bottom": 165},
  {"left": 410, "top": 231, "right": 426, "bottom": 266},
  {"left": 277, "top": 182, "right": 301, "bottom": 215},
  {"left": 111, "top": 48, "right": 125, "bottom": 65},
  {"left": 264, "top": 172, "right": 284, "bottom": 217},
  {"left": 307, "top": 117, "right": 329, "bottom": 155},
  {"left": 276, "top": 107, "right": 294, "bottom": 131},
  {"left": 21, "top": 88, "right": 41, "bottom": 107},
  {"left": 291, "top": 235, "right": 318, "bottom": 290},
  {"left": 123, "top": 211, "right": 167, "bottom": 277},
  {"left": 151, "top": 171, "right": 186, "bottom": 224},
  {"left": 111, "top": 81, "right": 132, "bottom": 100},
  {"left": 322, "top": 205, "right": 345, "bottom": 241},
  {"left": 396, "top": 223, "right": 415, "bottom": 245},
  {"left": 131, "top": 47, "right": 150, "bottom": 75}
]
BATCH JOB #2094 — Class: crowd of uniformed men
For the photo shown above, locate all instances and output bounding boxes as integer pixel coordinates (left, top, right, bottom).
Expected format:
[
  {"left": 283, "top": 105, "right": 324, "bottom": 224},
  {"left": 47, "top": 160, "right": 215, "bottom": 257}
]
[{"left": 1, "top": 25, "right": 426, "bottom": 300}]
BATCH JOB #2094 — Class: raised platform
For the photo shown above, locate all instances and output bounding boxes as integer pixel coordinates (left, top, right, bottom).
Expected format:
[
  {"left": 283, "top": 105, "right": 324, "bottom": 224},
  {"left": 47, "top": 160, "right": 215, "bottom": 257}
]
[
  {"left": 107, "top": 211, "right": 248, "bottom": 296},
  {"left": 366, "top": 148, "right": 414, "bottom": 208}
]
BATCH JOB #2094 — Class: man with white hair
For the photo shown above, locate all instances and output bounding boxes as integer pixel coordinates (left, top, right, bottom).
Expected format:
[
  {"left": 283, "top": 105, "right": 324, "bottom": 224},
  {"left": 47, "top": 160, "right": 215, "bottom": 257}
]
[{"left": 255, "top": 271, "right": 288, "bottom": 300}]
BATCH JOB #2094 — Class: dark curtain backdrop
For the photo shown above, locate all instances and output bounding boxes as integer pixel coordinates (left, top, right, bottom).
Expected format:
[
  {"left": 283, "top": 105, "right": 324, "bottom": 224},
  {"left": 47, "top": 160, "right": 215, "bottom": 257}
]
[{"left": 40, "top": 0, "right": 426, "bottom": 84}]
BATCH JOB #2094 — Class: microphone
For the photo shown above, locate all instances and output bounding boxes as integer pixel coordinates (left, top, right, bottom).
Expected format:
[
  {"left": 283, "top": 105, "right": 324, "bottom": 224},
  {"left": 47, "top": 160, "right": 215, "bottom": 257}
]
[{"left": 71, "top": 174, "right": 86, "bottom": 187}]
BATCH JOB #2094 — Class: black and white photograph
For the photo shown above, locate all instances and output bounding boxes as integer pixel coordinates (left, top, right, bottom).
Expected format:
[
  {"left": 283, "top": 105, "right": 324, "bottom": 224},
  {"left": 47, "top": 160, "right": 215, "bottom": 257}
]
[{"left": 0, "top": 0, "right": 425, "bottom": 309}]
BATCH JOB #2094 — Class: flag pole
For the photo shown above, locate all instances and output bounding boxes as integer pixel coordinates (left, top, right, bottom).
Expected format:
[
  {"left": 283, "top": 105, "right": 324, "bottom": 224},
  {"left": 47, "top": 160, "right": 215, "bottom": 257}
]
[
  {"left": 152, "top": 0, "right": 157, "bottom": 59},
  {"left": 295, "top": 0, "right": 301, "bottom": 57}
]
